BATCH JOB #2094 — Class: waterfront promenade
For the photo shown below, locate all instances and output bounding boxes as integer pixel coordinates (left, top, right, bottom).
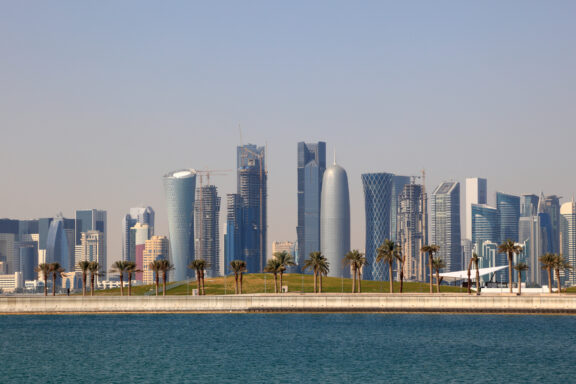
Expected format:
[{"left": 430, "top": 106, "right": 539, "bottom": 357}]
[{"left": 1, "top": 293, "right": 576, "bottom": 314}]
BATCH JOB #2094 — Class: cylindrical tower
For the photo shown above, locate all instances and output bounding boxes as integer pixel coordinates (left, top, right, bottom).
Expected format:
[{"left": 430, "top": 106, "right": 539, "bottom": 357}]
[
  {"left": 321, "top": 164, "right": 350, "bottom": 278},
  {"left": 163, "top": 169, "right": 196, "bottom": 281}
]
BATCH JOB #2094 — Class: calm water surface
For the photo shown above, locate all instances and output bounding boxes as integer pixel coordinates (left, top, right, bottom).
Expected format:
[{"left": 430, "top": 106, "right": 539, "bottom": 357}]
[{"left": 1, "top": 314, "right": 575, "bottom": 383}]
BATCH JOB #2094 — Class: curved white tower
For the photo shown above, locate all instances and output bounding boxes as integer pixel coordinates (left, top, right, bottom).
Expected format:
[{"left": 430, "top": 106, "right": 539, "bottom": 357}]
[{"left": 321, "top": 164, "right": 350, "bottom": 278}]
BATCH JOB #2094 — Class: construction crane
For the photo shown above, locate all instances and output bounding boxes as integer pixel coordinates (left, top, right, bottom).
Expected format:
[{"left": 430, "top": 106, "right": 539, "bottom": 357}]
[{"left": 195, "top": 169, "right": 233, "bottom": 262}]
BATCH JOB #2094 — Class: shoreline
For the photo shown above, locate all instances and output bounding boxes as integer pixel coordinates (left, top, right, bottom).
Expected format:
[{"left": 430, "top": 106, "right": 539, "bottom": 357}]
[{"left": 2, "top": 294, "right": 576, "bottom": 315}]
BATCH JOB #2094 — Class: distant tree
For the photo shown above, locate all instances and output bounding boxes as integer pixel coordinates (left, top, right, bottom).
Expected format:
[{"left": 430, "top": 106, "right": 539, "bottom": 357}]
[
  {"left": 264, "top": 258, "right": 283, "bottom": 293},
  {"left": 88, "top": 262, "right": 101, "bottom": 296},
  {"left": 498, "top": 240, "right": 523, "bottom": 294},
  {"left": 35, "top": 263, "right": 51, "bottom": 297},
  {"left": 539, "top": 253, "right": 556, "bottom": 294},
  {"left": 553, "top": 255, "right": 573, "bottom": 294},
  {"left": 78, "top": 260, "right": 91, "bottom": 297},
  {"left": 189, "top": 259, "right": 208, "bottom": 295},
  {"left": 230, "top": 260, "right": 247, "bottom": 294},
  {"left": 421, "top": 244, "right": 440, "bottom": 294},
  {"left": 110, "top": 261, "right": 128, "bottom": 296},
  {"left": 158, "top": 260, "right": 174, "bottom": 296},
  {"left": 303, "top": 252, "right": 330, "bottom": 293},
  {"left": 149, "top": 260, "right": 163, "bottom": 296},
  {"left": 377, "top": 240, "right": 400, "bottom": 293},
  {"left": 274, "top": 251, "right": 296, "bottom": 293},
  {"left": 125, "top": 261, "right": 140, "bottom": 296},
  {"left": 49, "top": 262, "right": 65, "bottom": 296},
  {"left": 431, "top": 257, "right": 446, "bottom": 293},
  {"left": 344, "top": 250, "right": 366, "bottom": 293},
  {"left": 513, "top": 262, "right": 529, "bottom": 295}
]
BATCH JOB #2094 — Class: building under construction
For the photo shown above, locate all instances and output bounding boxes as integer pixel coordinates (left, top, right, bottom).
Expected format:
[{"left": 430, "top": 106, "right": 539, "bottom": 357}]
[
  {"left": 397, "top": 182, "right": 428, "bottom": 282},
  {"left": 224, "top": 144, "right": 267, "bottom": 273},
  {"left": 194, "top": 185, "right": 221, "bottom": 277}
]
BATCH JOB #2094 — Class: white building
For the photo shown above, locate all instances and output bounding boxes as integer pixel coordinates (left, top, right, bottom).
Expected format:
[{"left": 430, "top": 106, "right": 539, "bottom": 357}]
[{"left": 465, "top": 178, "right": 487, "bottom": 241}]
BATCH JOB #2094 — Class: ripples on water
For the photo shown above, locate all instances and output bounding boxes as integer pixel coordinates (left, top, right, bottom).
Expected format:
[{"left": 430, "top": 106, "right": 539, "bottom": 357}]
[{"left": 1, "top": 314, "right": 575, "bottom": 383}]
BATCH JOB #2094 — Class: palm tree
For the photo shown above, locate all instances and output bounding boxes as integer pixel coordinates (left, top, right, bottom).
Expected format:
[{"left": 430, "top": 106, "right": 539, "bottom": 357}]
[
  {"left": 78, "top": 260, "right": 91, "bottom": 296},
  {"left": 396, "top": 248, "right": 406, "bottom": 293},
  {"left": 189, "top": 259, "right": 208, "bottom": 295},
  {"left": 352, "top": 250, "right": 367, "bottom": 293},
  {"left": 471, "top": 253, "right": 481, "bottom": 295},
  {"left": 421, "top": 244, "right": 440, "bottom": 294},
  {"left": 158, "top": 260, "right": 174, "bottom": 296},
  {"left": 377, "top": 240, "right": 400, "bottom": 293},
  {"left": 88, "top": 261, "right": 101, "bottom": 296},
  {"left": 110, "top": 261, "right": 128, "bottom": 296},
  {"left": 230, "top": 260, "right": 247, "bottom": 294},
  {"left": 49, "top": 262, "right": 65, "bottom": 296},
  {"left": 274, "top": 251, "right": 296, "bottom": 293},
  {"left": 539, "top": 253, "right": 556, "bottom": 293},
  {"left": 513, "top": 262, "right": 529, "bottom": 295},
  {"left": 344, "top": 250, "right": 365, "bottom": 293},
  {"left": 125, "top": 261, "right": 140, "bottom": 296},
  {"left": 467, "top": 256, "right": 474, "bottom": 295},
  {"left": 264, "top": 258, "right": 283, "bottom": 293},
  {"left": 553, "top": 255, "right": 573, "bottom": 294},
  {"left": 431, "top": 257, "right": 446, "bottom": 293},
  {"left": 303, "top": 252, "right": 330, "bottom": 293},
  {"left": 149, "top": 260, "right": 162, "bottom": 296},
  {"left": 35, "top": 263, "right": 51, "bottom": 297},
  {"left": 498, "top": 240, "right": 523, "bottom": 294}
]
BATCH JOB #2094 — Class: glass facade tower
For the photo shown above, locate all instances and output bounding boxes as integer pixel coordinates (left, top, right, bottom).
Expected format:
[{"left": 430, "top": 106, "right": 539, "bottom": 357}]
[
  {"left": 560, "top": 201, "right": 576, "bottom": 287},
  {"left": 194, "top": 185, "right": 221, "bottom": 277},
  {"left": 497, "top": 192, "right": 520, "bottom": 243},
  {"left": 431, "top": 182, "right": 461, "bottom": 272}
]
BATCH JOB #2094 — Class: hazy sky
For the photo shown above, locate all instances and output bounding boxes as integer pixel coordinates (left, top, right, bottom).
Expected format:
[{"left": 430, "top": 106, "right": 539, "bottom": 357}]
[{"left": 1, "top": 1, "right": 575, "bottom": 268}]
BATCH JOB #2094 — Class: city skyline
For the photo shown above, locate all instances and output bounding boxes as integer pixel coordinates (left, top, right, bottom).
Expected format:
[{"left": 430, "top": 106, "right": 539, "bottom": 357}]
[{"left": 2, "top": 2, "right": 576, "bottom": 270}]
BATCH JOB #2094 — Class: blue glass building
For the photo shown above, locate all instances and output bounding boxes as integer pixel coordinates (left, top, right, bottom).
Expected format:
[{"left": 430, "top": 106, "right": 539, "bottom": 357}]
[
  {"left": 297, "top": 142, "right": 326, "bottom": 271},
  {"left": 521, "top": 194, "right": 539, "bottom": 217},
  {"left": 46, "top": 216, "right": 71, "bottom": 271},
  {"left": 471, "top": 204, "right": 499, "bottom": 245},
  {"left": 163, "top": 169, "right": 196, "bottom": 281},
  {"left": 122, "top": 207, "right": 155, "bottom": 262},
  {"left": 497, "top": 192, "right": 520, "bottom": 243},
  {"left": 430, "top": 182, "right": 461, "bottom": 271},
  {"left": 224, "top": 193, "right": 243, "bottom": 275}
]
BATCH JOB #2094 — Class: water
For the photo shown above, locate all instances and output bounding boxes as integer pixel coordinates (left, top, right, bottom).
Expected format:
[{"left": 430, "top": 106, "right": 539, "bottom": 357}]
[{"left": 1, "top": 314, "right": 575, "bottom": 383}]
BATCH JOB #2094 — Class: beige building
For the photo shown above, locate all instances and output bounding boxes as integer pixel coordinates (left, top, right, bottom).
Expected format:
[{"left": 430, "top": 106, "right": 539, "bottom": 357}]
[
  {"left": 271, "top": 241, "right": 295, "bottom": 260},
  {"left": 76, "top": 231, "right": 105, "bottom": 282},
  {"left": 0, "top": 233, "right": 16, "bottom": 274},
  {"left": 142, "top": 236, "right": 169, "bottom": 284}
]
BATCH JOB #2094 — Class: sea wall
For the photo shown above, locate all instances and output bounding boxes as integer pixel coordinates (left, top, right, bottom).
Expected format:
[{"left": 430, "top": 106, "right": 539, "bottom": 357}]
[{"left": 1, "top": 294, "right": 576, "bottom": 314}]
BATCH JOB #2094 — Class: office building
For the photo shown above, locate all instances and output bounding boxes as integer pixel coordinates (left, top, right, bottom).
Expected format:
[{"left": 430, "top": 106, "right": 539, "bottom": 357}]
[
  {"left": 122, "top": 206, "right": 155, "bottom": 262},
  {"left": 130, "top": 223, "right": 152, "bottom": 281},
  {"left": 541, "top": 194, "right": 561, "bottom": 254},
  {"left": 75, "top": 209, "right": 107, "bottom": 277},
  {"left": 46, "top": 216, "right": 72, "bottom": 271},
  {"left": 77, "top": 231, "right": 105, "bottom": 283},
  {"left": 142, "top": 235, "right": 170, "bottom": 284},
  {"left": 224, "top": 193, "right": 243, "bottom": 275},
  {"left": 194, "top": 185, "right": 221, "bottom": 277},
  {"left": 521, "top": 194, "right": 539, "bottom": 217},
  {"left": 164, "top": 169, "right": 196, "bottom": 281},
  {"left": 465, "top": 178, "right": 487, "bottom": 240},
  {"left": 561, "top": 201, "right": 576, "bottom": 287},
  {"left": 497, "top": 192, "right": 520, "bottom": 244},
  {"left": 397, "top": 183, "right": 428, "bottom": 281},
  {"left": 321, "top": 163, "right": 350, "bottom": 278},
  {"left": 297, "top": 141, "right": 326, "bottom": 271},
  {"left": 431, "top": 182, "right": 461, "bottom": 271}
]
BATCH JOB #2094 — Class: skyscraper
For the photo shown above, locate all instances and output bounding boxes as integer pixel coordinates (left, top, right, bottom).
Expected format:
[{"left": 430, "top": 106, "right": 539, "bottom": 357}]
[
  {"left": 521, "top": 194, "right": 539, "bottom": 217},
  {"left": 46, "top": 215, "right": 71, "bottom": 271},
  {"left": 541, "top": 194, "right": 561, "bottom": 254},
  {"left": 471, "top": 204, "right": 499, "bottom": 246},
  {"left": 75, "top": 209, "right": 106, "bottom": 278},
  {"left": 130, "top": 223, "right": 151, "bottom": 281},
  {"left": 497, "top": 192, "right": 520, "bottom": 243},
  {"left": 163, "top": 169, "right": 196, "bottom": 281},
  {"left": 560, "top": 200, "right": 576, "bottom": 287},
  {"left": 321, "top": 163, "right": 350, "bottom": 278},
  {"left": 142, "top": 235, "right": 169, "bottom": 284},
  {"left": 194, "top": 185, "right": 221, "bottom": 277},
  {"left": 397, "top": 183, "right": 428, "bottom": 282},
  {"left": 237, "top": 144, "right": 267, "bottom": 272},
  {"left": 431, "top": 182, "right": 461, "bottom": 271},
  {"left": 465, "top": 178, "right": 487, "bottom": 240},
  {"left": 77, "top": 231, "right": 105, "bottom": 283},
  {"left": 297, "top": 141, "right": 326, "bottom": 271},
  {"left": 224, "top": 193, "right": 243, "bottom": 275},
  {"left": 122, "top": 206, "right": 155, "bottom": 262}
]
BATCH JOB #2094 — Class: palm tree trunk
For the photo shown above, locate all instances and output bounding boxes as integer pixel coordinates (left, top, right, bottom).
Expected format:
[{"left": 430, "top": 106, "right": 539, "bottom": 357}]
[
  {"left": 119, "top": 275, "right": 124, "bottom": 296},
  {"left": 467, "top": 259, "right": 472, "bottom": 295},
  {"left": 196, "top": 270, "right": 201, "bottom": 295},
  {"left": 508, "top": 253, "right": 514, "bottom": 294},
  {"left": 399, "top": 261, "right": 404, "bottom": 294},
  {"left": 240, "top": 273, "right": 243, "bottom": 294},
  {"left": 475, "top": 263, "right": 480, "bottom": 295},
  {"left": 52, "top": 272, "right": 56, "bottom": 296},
  {"left": 429, "top": 254, "right": 433, "bottom": 294},
  {"left": 155, "top": 274, "right": 159, "bottom": 296},
  {"left": 517, "top": 270, "right": 522, "bottom": 295},
  {"left": 556, "top": 268, "right": 561, "bottom": 294},
  {"left": 548, "top": 268, "right": 553, "bottom": 293},
  {"left": 128, "top": 272, "right": 133, "bottom": 296},
  {"left": 274, "top": 273, "right": 278, "bottom": 294},
  {"left": 44, "top": 272, "right": 48, "bottom": 297},
  {"left": 313, "top": 270, "right": 317, "bottom": 293},
  {"left": 162, "top": 272, "right": 167, "bottom": 296},
  {"left": 319, "top": 273, "right": 323, "bottom": 293},
  {"left": 234, "top": 273, "right": 239, "bottom": 294},
  {"left": 388, "top": 261, "right": 394, "bottom": 293},
  {"left": 201, "top": 270, "right": 205, "bottom": 295},
  {"left": 436, "top": 270, "right": 440, "bottom": 293},
  {"left": 352, "top": 266, "right": 356, "bottom": 293},
  {"left": 90, "top": 274, "right": 95, "bottom": 296},
  {"left": 358, "top": 270, "right": 362, "bottom": 293},
  {"left": 279, "top": 271, "right": 284, "bottom": 294},
  {"left": 82, "top": 274, "right": 87, "bottom": 297}
]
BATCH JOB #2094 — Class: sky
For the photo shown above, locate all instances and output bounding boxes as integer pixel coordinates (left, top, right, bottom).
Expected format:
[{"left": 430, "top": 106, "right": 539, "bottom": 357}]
[{"left": 1, "top": 1, "right": 576, "bottom": 270}]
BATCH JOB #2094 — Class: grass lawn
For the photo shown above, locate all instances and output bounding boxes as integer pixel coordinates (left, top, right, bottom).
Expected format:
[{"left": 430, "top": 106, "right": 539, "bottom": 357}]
[{"left": 89, "top": 274, "right": 465, "bottom": 296}]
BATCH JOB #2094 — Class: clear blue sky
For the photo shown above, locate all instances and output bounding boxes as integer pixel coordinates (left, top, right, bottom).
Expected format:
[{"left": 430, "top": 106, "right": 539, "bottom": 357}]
[{"left": 1, "top": 1, "right": 575, "bottom": 266}]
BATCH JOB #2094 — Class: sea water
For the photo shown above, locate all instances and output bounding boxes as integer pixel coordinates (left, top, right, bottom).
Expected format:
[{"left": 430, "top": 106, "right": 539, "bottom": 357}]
[{"left": 1, "top": 314, "right": 575, "bottom": 383}]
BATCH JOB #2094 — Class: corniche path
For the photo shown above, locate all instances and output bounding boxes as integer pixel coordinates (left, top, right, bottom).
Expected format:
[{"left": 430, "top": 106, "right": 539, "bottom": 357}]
[{"left": 1, "top": 294, "right": 576, "bottom": 315}]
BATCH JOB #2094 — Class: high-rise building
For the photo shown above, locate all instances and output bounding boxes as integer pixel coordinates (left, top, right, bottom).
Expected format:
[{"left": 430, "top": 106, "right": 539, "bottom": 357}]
[
  {"left": 471, "top": 204, "right": 499, "bottom": 245},
  {"left": 77, "top": 231, "right": 105, "bottom": 283},
  {"left": 272, "top": 241, "right": 296, "bottom": 258},
  {"left": 431, "top": 182, "right": 461, "bottom": 271},
  {"left": 142, "top": 235, "right": 170, "bottom": 284},
  {"left": 541, "top": 194, "right": 561, "bottom": 254},
  {"left": 75, "top": 209, "right": 107, "bottom": 277},
  {"left": 15, "top": 241, "right": 37, "bottom": 281},
  {"left": 296, "top": 141, "right": 326, "bottom": 271},
  {"left": 163, "top": 169, "right": 196, "bottom": 281},
  {"left": 321, "top": 163, "right": 350, "bottom": 278},
  {"left": 397, "top": 183, "right": 428, "bottom": 282},
  {"left": 46, "top": 216, "right": 72, "bottom": 272},
  {"left": 361, "top": 173, "right": 410, "bottom": 280},
  {"left": 497, "top": 192, "right": 520, "bottom": 244},
  {"left": 122, "top": 207, "right": 155, "bottom": 262},
  {"left": 224, "top": 193, "right": 243, "bottom": 275},
  {"left": 560, "top": 201, "right": 576, "bottom": 287},
  {"left": 237, "top": 144, "right": 267, "bottom": 272},
  {"left": 519, "top": 215, "right": 543, "bottom": 286},
  {"left": 521, "top": 194, "right": 539, "bottom": 217},
  {"left": 0, "top": 233, "right": 16, "bottom": 274},
  {"left": 130, "top": 223, "right": 151, "bottom": 281},
  {"left": 465, "top": 178, "right": 487, "bottom": 240},
  {"left": 194, "top": 185, "right": 221, "bottom": 277}
]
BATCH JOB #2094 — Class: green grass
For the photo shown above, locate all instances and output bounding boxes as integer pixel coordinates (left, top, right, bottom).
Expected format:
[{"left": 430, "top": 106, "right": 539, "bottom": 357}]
[{"left": 89, "top": 274, "right": 465, "bottom": 296}]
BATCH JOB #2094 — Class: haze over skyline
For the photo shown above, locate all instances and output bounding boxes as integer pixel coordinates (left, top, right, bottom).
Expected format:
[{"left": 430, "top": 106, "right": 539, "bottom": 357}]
[{"left": 2, "top": 1, "right": 575, "bottom": 265}]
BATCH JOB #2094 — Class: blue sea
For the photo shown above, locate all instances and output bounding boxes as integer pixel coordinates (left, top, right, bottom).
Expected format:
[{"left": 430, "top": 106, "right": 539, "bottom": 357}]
[{"left": 1, "top": 314, "right": 575, "bottom": 383}]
